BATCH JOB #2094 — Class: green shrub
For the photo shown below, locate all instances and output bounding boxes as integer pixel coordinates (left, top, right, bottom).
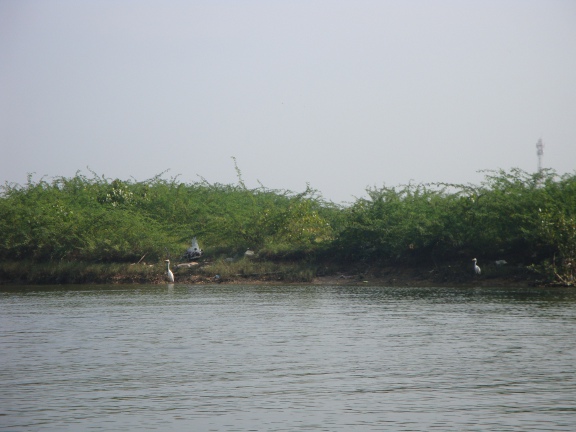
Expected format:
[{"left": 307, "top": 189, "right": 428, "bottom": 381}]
[{"left": 1, "top": 167, "right": 574, "bottom": 285}]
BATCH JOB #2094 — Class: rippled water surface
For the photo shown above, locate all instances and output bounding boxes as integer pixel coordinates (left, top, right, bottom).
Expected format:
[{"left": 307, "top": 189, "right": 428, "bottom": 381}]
[{"left": 1, "top": 284, "right": 576, "bottom": 431}]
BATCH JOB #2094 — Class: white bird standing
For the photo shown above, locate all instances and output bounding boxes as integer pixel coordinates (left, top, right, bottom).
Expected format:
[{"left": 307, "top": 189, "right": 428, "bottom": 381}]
[
  {"left": 472, "top": 258, "right": 481, "bottom": 275},
  {"left": 165, "top": 259, "right": 174, "bottom": 282}
]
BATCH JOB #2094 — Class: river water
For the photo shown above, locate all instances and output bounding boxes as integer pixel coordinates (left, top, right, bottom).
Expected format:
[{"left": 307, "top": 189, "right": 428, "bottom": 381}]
[{"left": 1, "top": 284, "right": 575, "bottom": 431}]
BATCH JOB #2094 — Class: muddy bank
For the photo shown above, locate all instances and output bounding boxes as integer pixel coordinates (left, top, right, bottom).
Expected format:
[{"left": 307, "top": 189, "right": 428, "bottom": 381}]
[
  {"left": 309, "top": 265, "right": 538, "bottom": 287},
  {"left": 0, "top": 259, "right": 545, "bottom": 287},
  {"left": 156, "top": 264, "right": 540, "bottom": 287}
]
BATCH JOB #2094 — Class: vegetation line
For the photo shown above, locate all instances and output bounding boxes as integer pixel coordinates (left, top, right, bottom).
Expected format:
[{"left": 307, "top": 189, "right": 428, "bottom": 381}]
[{"left": 0, "top": 168, "right": 574, "bottom": 286}]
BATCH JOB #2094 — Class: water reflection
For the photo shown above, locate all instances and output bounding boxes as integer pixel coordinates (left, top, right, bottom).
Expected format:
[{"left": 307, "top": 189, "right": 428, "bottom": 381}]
[{"left": 1, "top": 284, "right": 575, "bottom": 431}]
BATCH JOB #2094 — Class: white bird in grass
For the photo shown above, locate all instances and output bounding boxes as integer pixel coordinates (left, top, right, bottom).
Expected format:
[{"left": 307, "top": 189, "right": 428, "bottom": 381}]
[
  {"left": 165, "top": 259, "right": 174, "bottom": 282},
  {"left": 472, "top": 258, "right": 481, "bottom": 275}
]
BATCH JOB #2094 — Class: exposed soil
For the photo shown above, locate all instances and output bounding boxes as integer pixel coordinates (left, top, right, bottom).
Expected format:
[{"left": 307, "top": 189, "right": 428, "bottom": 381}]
[
  {"left": 161, "top": 265, "right": 539, "bottom": 287},
  {"left": 0, "top": 260, "right": 545, "bottom": 287}
]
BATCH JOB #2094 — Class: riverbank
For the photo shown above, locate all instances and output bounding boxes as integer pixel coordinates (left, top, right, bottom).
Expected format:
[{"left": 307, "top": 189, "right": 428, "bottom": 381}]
[
  {"left": 0, "top": 258, "right": 544, "bottom": 287},
  {"left": 222, "top": 266, "right": 539, "bottom": 288},
  {"left": 2, "top": 169, "right": 574, "bottom": 288}
]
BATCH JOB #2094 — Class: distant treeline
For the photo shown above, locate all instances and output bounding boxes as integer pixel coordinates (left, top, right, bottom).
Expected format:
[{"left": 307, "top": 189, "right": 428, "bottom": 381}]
[{"left": 1, "top": 168, "right": 574, "bottom": 285}]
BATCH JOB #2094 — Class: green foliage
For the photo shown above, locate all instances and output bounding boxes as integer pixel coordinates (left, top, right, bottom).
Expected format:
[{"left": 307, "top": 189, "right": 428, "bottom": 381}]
[
  {"left": 1, "top": 167, "right": 574, "bottom": 286},
  {"left": 335, "top": 182, "right": 456, "bottom": 261},
  {"left": 0, "top": 170, "right": 335, "bottom": 264},
  {"left": 333, "top": 169, "right": 576, "bottom": 285}
]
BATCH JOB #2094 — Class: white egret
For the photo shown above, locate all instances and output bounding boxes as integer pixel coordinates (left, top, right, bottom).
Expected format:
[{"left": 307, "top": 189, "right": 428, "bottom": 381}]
[
  {"left": 472, "top": 258, "right": 481, "bottom": 275},
  {"left": 165, "top": 259, "right": 174, "bottom": 282}
]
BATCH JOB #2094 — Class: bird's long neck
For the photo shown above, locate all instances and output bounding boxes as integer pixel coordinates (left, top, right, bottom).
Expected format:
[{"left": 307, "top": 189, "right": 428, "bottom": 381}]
[{"left": 166, "top": 261, "right": 170, "bottom": 270}]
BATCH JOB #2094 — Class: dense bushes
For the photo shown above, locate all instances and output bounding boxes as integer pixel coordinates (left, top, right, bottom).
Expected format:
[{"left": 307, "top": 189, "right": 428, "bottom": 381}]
[
  {"left": 1, "top": 168, "right": 574, "bottom": 285},
  {"left": 0, "top": 170, "right": 335, "bottom": 263},
  {"left": 334, "top": 168, "right": 575, "bottom": 284}
]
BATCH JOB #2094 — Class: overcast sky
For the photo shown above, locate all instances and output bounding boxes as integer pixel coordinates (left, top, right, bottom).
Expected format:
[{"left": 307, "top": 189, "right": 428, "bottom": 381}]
[{"left": 1, "top": 0, "right": 575, "bottom": 203}]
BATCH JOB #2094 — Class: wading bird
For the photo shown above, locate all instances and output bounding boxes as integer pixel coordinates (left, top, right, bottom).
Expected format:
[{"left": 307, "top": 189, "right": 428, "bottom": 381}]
[
  {"left": 165, "top": 259, "right": 174, "bottom": 282},
  {"left": 184, "top": 237, "right": 203, "bottom": 261},
  {"left": 472, "top": 258, "right": 481, "bottom": 275}
]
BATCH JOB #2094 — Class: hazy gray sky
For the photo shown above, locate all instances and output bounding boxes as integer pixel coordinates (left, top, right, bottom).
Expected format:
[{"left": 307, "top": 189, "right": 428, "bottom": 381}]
[{"left": 1, "top": 0, "right": 575, "bottom": 202}]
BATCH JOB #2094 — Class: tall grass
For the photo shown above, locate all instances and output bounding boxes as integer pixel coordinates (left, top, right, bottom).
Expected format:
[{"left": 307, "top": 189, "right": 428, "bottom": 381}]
[{"left": 1, "top": 168, "right": 574, "bottom": 285}]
